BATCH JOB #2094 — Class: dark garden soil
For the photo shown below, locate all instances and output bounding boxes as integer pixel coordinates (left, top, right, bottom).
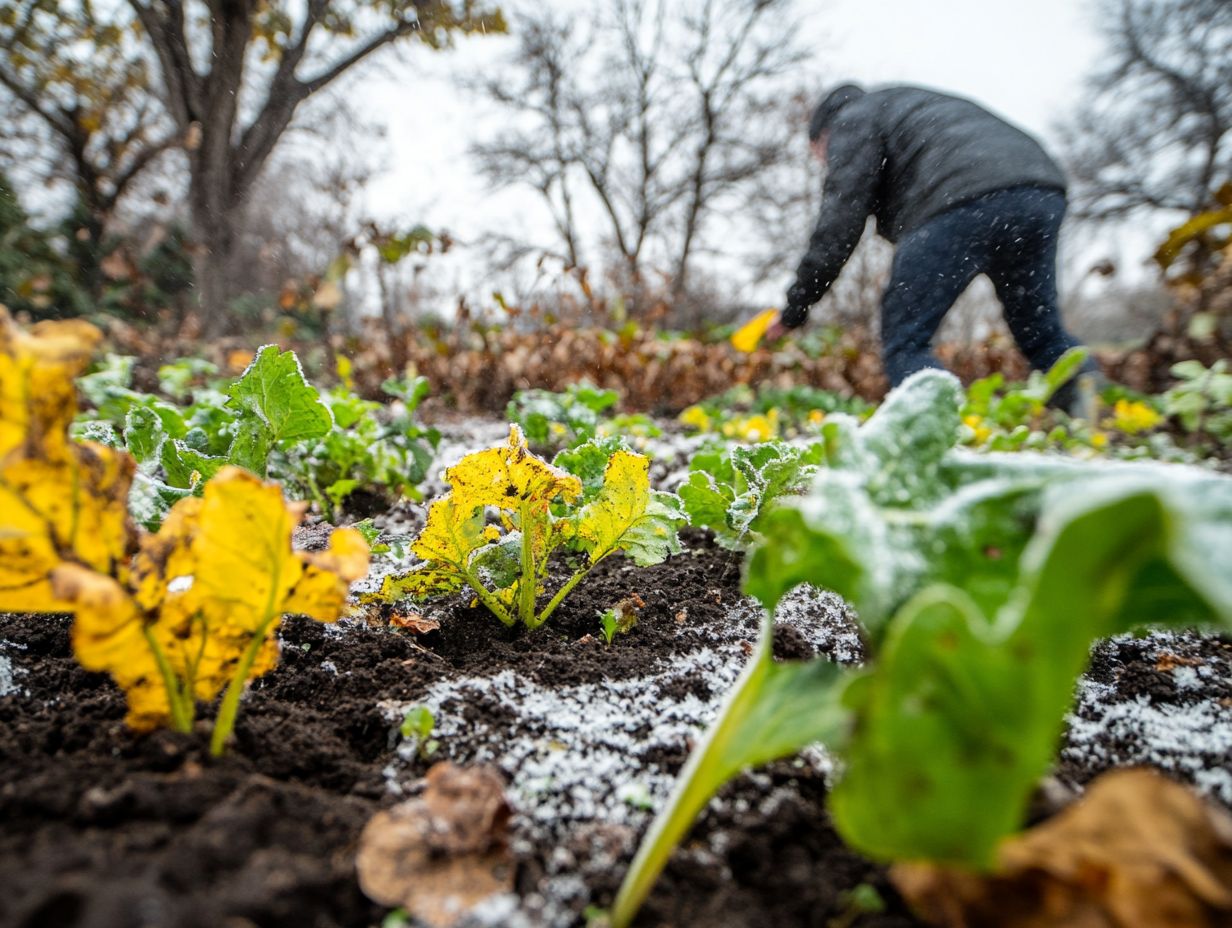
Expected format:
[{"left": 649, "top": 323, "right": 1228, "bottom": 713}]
[{"left": 2, "top": 430, "right": 1231, "bottom": 928}]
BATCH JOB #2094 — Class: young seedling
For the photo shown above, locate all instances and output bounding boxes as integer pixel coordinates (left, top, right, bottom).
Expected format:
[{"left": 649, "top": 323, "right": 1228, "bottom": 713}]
[
  {"left": 598, "top": 594, "right": 644, "bottom": 645},
  {"left": 369, "top": 426, "right": 686, "bottom": 630},
  {"left": 399, "top": 705, "right": 440, "bottom": 760}
]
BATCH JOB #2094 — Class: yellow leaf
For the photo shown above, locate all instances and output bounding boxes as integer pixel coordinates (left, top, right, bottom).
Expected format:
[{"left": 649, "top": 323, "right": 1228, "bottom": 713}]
[
  {"left": 68, "top": 468, "right": 370, "bottom": 733},
  {"left": 56, "top": 562, "right": 173, "bottom": 731},
  {"left": 574, "top": 450, "right": 650, "bottom": 563},
  {"left": 411, "top": 494, "right": 488, "bottom": 568},
  {"left": 444, "top": 424, "right": 581, "bottom": 513},
  {"left": 284, "top": 527, "right": 371, "bottom": 620},
  {"left": 730, "top": 308, "right": 779, "bottom": 353},
  {"left": 0, "top": 308, "right": 137, "bottom": 612},
  {"left": 0, "top": 308, "right": 102, "bottom": 460}
]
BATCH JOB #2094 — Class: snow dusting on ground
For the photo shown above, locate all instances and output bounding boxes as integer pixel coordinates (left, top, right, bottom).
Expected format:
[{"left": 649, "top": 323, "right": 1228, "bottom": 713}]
[
  {"left": 1061, "top": 630, "right": 1232, "bottom": 805},
  {"left": 375, "top": 583, "right": 855, "bottom": 927}
]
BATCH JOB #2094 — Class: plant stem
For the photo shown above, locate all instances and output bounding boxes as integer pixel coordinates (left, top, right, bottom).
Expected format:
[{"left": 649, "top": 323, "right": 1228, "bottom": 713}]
[
  {"left": 530, "top": 564, "right": 591, "bottom": 630},
  {"left": 210, "top": 616, "right": 276, "bottom": 756},
  {"left": 462, "top": 568, "right": 514, "bottom": 627},
  {"left": 518, "top": 502, "right": 537, "bottom": 626},
  {"left": 144, "top": 626, "right": 194, "bottom": 733},
  {"left": 609, "top": 642, "right": 772, "bottom": 928}
]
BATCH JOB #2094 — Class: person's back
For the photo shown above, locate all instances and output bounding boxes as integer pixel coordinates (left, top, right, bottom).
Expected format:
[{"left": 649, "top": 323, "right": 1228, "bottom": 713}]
[
  {"left": 857, "top": 86, "right": 1068, "bottom": 240},
  {"left": 773, "top": 81, "right": 1103, "bottom": 414}
]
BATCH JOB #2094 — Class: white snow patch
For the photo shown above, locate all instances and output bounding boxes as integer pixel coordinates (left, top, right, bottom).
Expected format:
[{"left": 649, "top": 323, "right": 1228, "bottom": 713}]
[
  {"left": 769, "top": 584, "right": 866, "bottom": 665},
  {"left": 0, "top": 650, "right": 26, "bottom": 697},
  {"left": 1062, "top": 631, "right": 1232, "bottom": 806}
]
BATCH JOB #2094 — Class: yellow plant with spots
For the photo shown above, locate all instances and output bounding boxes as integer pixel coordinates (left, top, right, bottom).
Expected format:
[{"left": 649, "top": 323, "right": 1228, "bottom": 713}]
[
  {"left": 0, "top": 310, "right": 369, "bottom": 755},
  {"left": 369, "top": 425, "right": 686, "bottom": 630}
]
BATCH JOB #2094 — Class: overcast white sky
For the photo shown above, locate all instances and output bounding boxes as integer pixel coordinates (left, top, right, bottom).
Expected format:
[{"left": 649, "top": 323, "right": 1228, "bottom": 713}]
[{"left": 345, "top": 0, "right": 1162, "bottom": 302}]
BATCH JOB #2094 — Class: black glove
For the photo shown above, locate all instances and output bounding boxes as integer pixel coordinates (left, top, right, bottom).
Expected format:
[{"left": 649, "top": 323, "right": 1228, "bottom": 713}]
[{"left": 780, "top": 284, "right": 811, "bottom": 328}]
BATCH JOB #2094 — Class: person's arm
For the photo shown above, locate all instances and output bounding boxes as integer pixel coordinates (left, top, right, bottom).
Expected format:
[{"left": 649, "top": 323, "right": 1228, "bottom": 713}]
[{"left": 781, "top": 123, "right": 883, "bottom": 329}]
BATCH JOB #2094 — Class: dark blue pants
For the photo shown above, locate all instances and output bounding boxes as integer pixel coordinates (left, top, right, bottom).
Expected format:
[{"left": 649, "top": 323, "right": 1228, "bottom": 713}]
[{"left": 880, "top": 185, "right": 1089, "bottom": 386}]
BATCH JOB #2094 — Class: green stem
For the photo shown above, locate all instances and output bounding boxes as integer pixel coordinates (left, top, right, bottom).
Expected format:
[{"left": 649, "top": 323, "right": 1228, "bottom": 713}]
[
  {"left": 529, "top": 564, "right": 592, "bottom": 630},
  {"left": 609, "top": 642, "right": 773, "bottom": 928},
  {"left": 518, "top": 502, "right": 537, "bottom": 626},
  {"left": 211, "top": 553, "right": 284, "bottom": 756},
  {"left": 143, "top": 625, "right": 193, "bottom": 733},
  {"left": 210, "top": 614, "right": 277, "bottom": 756},
  {"left": 461, "top": 568, "right": 514, "bottom": 627}
]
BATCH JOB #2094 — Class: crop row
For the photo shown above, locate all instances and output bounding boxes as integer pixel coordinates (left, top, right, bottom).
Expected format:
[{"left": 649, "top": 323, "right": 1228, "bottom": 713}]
[{"left": 2, "top": 309, "right": 1230, "bottom": 925}]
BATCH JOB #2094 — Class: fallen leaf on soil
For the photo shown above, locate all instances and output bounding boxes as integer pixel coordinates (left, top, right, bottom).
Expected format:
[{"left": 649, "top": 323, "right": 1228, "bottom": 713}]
[
  {"left": 1156, "top": 652, "right": 1203, "bottom": 672},
  {"left": 389, "top": 612, "right": 440, "bottom": 634},
  {"left": 357, "top": 763, "right": 513, "bottom": 928},
  {"left": 892, "top": 768, "right": 1232, "bottom": 928}
]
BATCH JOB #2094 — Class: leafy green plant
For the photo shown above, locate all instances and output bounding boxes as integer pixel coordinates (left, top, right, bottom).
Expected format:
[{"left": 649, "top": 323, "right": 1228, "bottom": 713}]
[
  {"left": 507, "top": 381, "right": 620, "bottom": 450},
  {"left": 292, "top": 375, "right": 439, "bottom": 520},
  {"left": 399, "top": 705, "right": 439, "bottom": 759},
  {"left": 1163, "top": 359, "right": 1232, "bottom": 443},
  {"left": 678, "top": 440, "right": 825, "bottom": 549},
  {"left": 368, "top": 426, "right": 686, "bottom": 630},
  {"left": 678, "top": 383, "right": 872, "bottom": 441},
  {"left": 73, "top": 348, "right": 438, "bottom": 526},
  {"left": 610, "top": 369, "right": 1232, "bottom": 927},
  {"left": 959, "top": 347, "right": 1091, "bottom": 449}
]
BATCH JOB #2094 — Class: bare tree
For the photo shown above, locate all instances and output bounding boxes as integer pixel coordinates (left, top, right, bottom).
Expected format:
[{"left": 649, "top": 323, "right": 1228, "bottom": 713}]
[
  {"left": 471, "top": 0, "right": 807, "bottom": 320},
  {"left": 129, "top": 0, "right": 504, "bottom": 335},
  {"left": 1059, "top": 0, "right": 1232, "bottom": 222},
  {"left": 0, "top": 1, "right": 179, "bottom": 293}
]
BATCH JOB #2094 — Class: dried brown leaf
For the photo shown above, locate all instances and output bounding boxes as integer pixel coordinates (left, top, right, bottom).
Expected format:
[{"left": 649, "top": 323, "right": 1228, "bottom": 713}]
[
  {"left": 389, "top": 612, "right": 441, "bottom": 634},
  {"left": 892, "top": 769, "right": 1232, "bottom": 928},
  {"left": 356, "top": 763, "right": 513, "bottom": 928}
]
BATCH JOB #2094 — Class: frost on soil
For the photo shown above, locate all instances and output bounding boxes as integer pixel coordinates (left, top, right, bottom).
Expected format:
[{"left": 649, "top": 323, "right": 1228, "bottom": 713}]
[
  {"left": 1060, "top": 630, "right": 1232, "bottom": 806},
  {"left": 377, "top": 583, "right": 857, "bottom": 927}
]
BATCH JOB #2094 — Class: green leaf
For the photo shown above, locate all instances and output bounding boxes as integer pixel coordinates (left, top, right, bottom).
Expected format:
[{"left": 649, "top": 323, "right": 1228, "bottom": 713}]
[
  {"left": 574, "top": 452, "right": 684, "bottom": 566},
  {"left": 326, "top": 478, "right": 359, "bottom": 507},
  {"left": 859, "top": 369, "right": 963, "bottom": 507},
  {"left": 829, "top": 481, "right": 1232, "bottom": 867},
  {"left": 224, "top": 345, "right": 332, "bottom": 475},
  {"left": 160, "top": 440, "right": 226, "bottom": 489},
  {"left": 123, "top": 406, "right": 165, "bottom": 465},
  {"left": 381, "top": 374, "right": 431, "bottom": 410},
  {"left": 554, "top": 435, "right": 629, "bottom": 501}
]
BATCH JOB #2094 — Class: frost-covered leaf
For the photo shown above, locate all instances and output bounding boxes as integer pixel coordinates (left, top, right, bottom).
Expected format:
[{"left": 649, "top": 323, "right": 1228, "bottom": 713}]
[
  {"left": 830, "top": 481, "right": 1232, "bottom": 867},
  {"left": 681, "top": 440, "right": 824, "bottom": 550},
  {"left": 124, "top": 405, "right": 165, "bottom": 464},
  {"left": 160, "top": 439, "right": 226, "bottom": 488},
  {"left": 859, "top": 369, "right": 963, "bottom": 507}
]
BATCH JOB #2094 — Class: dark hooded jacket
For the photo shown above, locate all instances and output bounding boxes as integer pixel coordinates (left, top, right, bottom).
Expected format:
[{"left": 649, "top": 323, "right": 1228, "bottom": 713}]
[{"left": 783, "top": 85, "right": 1067, "bottom": 325}]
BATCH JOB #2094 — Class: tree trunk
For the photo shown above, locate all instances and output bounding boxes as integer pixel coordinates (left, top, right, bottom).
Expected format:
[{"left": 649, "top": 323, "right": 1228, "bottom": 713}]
[{"left": 192, "top": 179, "right": 240, "bottom": 338}]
